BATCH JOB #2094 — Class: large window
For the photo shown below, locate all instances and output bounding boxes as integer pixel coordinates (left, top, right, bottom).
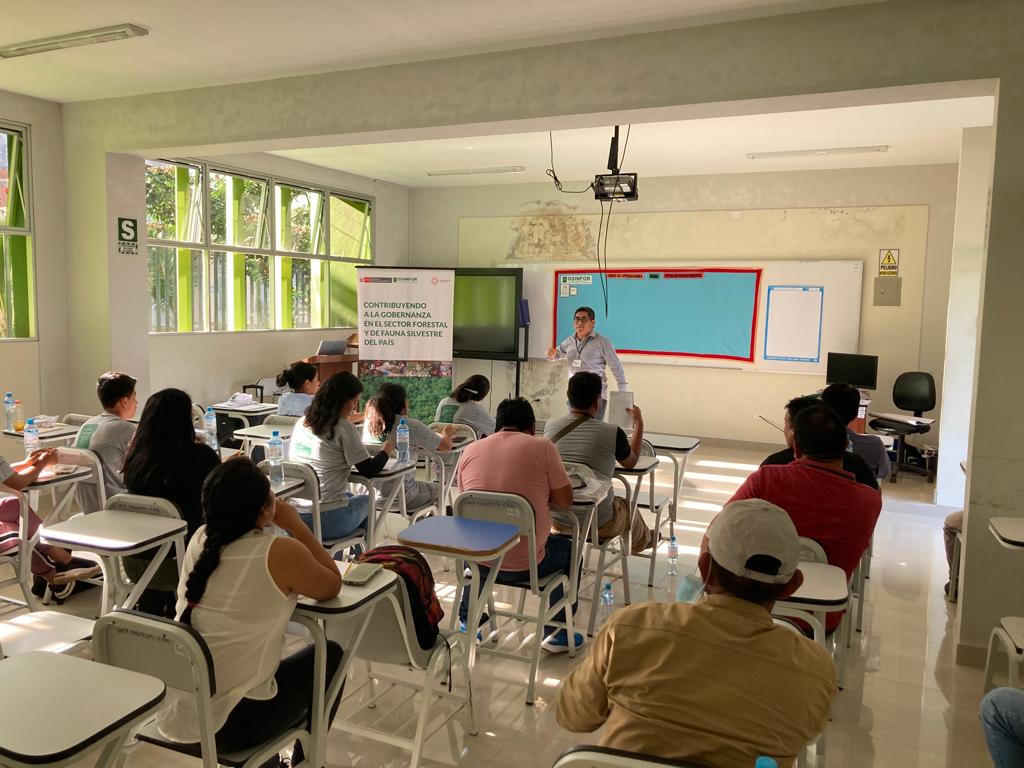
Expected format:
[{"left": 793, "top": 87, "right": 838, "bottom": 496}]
[
  {"left": 0, "top": 125, "right": 34, "bottom": 339},
  {"left": 145, "top": 160, "right": 372, "bottom": 333}
]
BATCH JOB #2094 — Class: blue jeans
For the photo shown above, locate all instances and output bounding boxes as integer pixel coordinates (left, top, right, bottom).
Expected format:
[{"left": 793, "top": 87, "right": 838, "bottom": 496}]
[
  {"left": 301, "top": 492, "right": 369, "bottom": 541},
  {"left": 982, "top": 687, "right": 1024, "bottom": 767},
  {"left": 458, "top": 534, "right": 580, "bottom": 635}
]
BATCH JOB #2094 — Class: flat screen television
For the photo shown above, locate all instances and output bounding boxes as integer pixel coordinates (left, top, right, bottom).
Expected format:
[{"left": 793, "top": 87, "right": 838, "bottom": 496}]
[
  {"left": 452, "top": 268, "right": 523, "bottom": 360},
  {"left": 826, "top": 352, "right": 878, "bottom": 390}
]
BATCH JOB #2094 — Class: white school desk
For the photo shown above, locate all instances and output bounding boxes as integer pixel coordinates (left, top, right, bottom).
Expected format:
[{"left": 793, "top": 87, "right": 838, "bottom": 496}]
[
  {"left": 613, "top": 455, "right": 660, "bottom": 555},
  {"left": 990, "top": 517, "right": 1024, "bottom": 550},
  {"left": 350, "top": 460, "right": 417, "bottom": 547},
  {"left": 774, "top": 561, "right": 850, "bottom": 647},
  {"left": 294, "top": 567, "right": 399, "bottom": 768},
  {"left": 0, "top": 652, "right": 165, "bottom": 768},
  {"left": 3, "top": 423, "right": 79, "bottom": 448},
  {"left": 641, "top": 433, "right": 701, "bottom": 536},
  {"left": 211, "top": 402, "right": 278, "bottom": 429},
  {"left": 233, "top": 423, "right": 295, "bottom": 456},
  {"left": 27, "top": 465, "right": 92, "bottom": 523}
]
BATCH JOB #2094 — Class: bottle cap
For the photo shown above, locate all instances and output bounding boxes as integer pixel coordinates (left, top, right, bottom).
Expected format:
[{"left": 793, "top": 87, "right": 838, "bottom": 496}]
[
  {"left": 14, "top": 399, "right": 20, "bottom": 404},
  {"left": 604, "top": 582, "right": 612, "bottom": 589},
  {"left": 670, "top": 535, "right": 676, "bottom": 543},
  {"left": 272, "top": 430, "right": 279, "bottom": 437},
  {"left": 26, "top": 418, "right": 34, "bottom": 425}
]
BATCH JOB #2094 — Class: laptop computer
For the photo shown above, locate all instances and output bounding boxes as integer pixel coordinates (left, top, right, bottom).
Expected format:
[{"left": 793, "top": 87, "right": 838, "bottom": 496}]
[{"left": 316, "top": 339, "right": 349, "bottom": 356}]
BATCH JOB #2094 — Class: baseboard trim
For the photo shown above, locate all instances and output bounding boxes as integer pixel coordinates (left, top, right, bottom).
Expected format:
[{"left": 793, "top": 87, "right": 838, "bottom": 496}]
[{"left": 956, "top": 641, "right": 987, "bottom": 668}]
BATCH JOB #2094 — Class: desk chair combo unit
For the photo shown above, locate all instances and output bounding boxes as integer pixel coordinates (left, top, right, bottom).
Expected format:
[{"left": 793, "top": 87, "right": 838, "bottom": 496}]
[
  {"left": 583, "top": 474, "right": 633, "bottom": 637},
  {"left": 984, "top": 517, "right": 1024, "bottom": 691},
  {"left": 868, "top": 371, "right": 936, "bottom": 483},
  {"left": 449, "top": 491, "right": 590, "bottom": 705}
]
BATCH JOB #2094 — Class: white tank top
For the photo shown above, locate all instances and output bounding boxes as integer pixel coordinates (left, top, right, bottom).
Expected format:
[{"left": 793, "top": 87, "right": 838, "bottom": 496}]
[{"left": 157, "top": 526, "right": 297, "bottom": 743}]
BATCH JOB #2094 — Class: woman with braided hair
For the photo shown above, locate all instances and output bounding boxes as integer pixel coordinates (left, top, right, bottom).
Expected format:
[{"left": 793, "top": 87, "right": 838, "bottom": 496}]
[{"left": 156, "top": 458, "right": 343, "bottom": 765}]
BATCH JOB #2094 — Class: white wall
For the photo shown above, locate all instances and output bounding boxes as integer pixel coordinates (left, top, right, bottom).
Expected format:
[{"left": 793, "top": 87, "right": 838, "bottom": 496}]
[
  {"left": 0, "top": 89, "right": 67, "bottom": 442},
  {"left": 412, "top": 165, "right": 957, "bottom": 444}
]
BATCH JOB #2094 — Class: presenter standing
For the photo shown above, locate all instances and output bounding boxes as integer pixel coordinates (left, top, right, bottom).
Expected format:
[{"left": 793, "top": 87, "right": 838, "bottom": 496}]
[{"left": 546, "top": 306, "right": 628, "bottom": 420}]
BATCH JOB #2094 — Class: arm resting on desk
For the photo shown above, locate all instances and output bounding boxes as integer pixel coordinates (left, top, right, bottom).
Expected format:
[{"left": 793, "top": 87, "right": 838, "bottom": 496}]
[{"left": 354, "top": 451, "right": 389, "bottom": 479}]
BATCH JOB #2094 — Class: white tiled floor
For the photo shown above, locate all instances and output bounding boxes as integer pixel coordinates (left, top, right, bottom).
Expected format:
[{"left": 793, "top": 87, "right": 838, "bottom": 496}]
[{"left": 18, "top": 441, "right": 992, "bottom": 767}]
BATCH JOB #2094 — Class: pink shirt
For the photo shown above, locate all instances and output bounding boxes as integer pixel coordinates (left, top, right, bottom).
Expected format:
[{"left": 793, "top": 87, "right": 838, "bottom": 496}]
[{"left": 457, "top": 430, "right": 571, "bottom": 571}]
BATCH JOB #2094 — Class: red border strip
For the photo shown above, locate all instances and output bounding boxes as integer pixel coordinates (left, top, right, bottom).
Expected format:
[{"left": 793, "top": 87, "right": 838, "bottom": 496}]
[{"left": 552, "top": 267, "right": 763, "bottom": 363}]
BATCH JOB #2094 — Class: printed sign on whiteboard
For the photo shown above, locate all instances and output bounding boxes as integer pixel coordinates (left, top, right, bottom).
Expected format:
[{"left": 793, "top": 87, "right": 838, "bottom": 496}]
[{"left": 763, "top": 285, "right": 824, "bottom": 363}]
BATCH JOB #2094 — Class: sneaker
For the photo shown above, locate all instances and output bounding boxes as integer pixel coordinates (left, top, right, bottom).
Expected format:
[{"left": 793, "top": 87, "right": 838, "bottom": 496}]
[
  {"left": 51, "top": 562, "right": 102, "bottom": 585},
  {"left": 458, "top": 622, "right": 484, "bottom": 641},
  {"left": 541, "top": 630, "right": 586, "bottom": 654}
]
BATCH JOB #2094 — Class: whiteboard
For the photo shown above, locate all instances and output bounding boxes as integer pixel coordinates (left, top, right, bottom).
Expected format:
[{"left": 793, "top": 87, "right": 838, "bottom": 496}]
[{"left": 524, "top": 260, "right": 862, "bottom": 375}]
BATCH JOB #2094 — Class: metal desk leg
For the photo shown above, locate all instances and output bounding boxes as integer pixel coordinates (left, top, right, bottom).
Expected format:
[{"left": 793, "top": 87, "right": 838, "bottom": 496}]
[
  {"left": 117, "top": 541, "right": 173, "bottom": 610},
  {"left": 464, "top": 561, "right": 502, "bottom": 669}
]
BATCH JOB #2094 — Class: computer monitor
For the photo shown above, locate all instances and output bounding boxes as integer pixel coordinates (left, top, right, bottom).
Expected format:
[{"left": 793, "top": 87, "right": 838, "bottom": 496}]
[{"left": 825, "top": 352, "right": 878, "bottom": 391}]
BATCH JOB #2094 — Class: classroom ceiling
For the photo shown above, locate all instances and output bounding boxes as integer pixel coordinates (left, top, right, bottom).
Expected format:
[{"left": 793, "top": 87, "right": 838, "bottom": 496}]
[
  {"left": 268, "top": 96, "right": 994, "bottom": 187},
  {"left": 0, "top": 0, "right": 877, "bottom": 102}
]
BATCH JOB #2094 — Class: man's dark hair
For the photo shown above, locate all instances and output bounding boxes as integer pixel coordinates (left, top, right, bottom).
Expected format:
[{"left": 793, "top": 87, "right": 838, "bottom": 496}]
[
  {"left": 495, "top": 397, "right": 535, "bottom": 432},
  {"left": 574, "top": 306, "right": 595, "bottom": 321},
  {"left": 784, "top": 394, "right": 820, "bottom": 422},
  {"left": 709, "top": 557, "right": 789, "bottom": 605},
  {"left": 821, "top": 382, "right": 861, "bottom": 425},
  {"left": 567, "top": 372, "right": 602, "bottom": 410},
  {"left": 97, "top": 371, "right": 137, "bottom": 409},
  {"left": 793, "top": 404, "right": 848, "bottom": 460}
]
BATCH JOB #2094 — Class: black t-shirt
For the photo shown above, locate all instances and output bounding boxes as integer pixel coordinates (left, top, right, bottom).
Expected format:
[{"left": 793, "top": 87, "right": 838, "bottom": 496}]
[
  {"left": 614, "top": 427, "right": 631, "bottom": 463},
  {"left": 126, "top": 442, "right": 221, "bottom": 539},
  {"left": 761, "top": 447, "right": 879, "bottom": 490}
]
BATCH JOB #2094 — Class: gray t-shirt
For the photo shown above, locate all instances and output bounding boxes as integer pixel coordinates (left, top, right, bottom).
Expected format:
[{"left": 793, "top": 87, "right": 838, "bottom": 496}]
[
  {"left": 453, "top": 401, "right": 495, "bottom": 439},
  {"left": 75, "top": 411, "right": 136, "bottom": 497},
  {"left": 363, "top": 417, "right": 442, "bottom": 496},
  {"left": 544, "top": 414, "right": 630, "bottom": 525},
  {"left": 289, "top": 416, "right": 372, "bottom": 508}
]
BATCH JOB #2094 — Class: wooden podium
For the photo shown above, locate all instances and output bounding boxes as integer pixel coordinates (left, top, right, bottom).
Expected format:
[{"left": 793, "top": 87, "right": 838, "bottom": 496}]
[{"left": 299, "top": 354, "right": 359, "bottom": 381}]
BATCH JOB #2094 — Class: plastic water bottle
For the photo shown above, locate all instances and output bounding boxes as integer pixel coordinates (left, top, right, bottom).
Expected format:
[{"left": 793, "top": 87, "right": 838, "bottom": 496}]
[
  {"left": 600, "top": 581, "right": 615, "bottom": 621},
  {"left": 23, "top": 418, "right": 39, "bottom": 456},
  {"left": 203, "top": 407, "right": 219, "bottom": 451},
  {"left": 11, "top": 400, "right": 24, "bottom": 432},
  {"left": 396, "top": 417, "right": 410, "bottom": 464},
  {"left": 2, "top": 392, "right": 13, "bottom": 431},
  {"left": 755, "top": 758, "right": 779, "bottom": 768},
  {"left": 267, "top": 430, "right": 285, "bottom": 485},
  {"left": 667, "top": 535, "right": 679, "bottom": 577}
]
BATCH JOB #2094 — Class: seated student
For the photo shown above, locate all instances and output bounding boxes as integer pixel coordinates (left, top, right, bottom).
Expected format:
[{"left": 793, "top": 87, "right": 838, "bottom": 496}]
[
  {"left": 730, "top": 404, "right": 882, "bottom": 633},
  {"left": 156, "top": 458, "right": 343, "bottom": 767},
  {"left": 762, "top": 395, "right": 879, "bottom": 490},
  {"left": 74, "top": 371, "right": 138, "bottom": 497},
  {"left": 289, "top": 372, "right": 393, "bottom": 541},
  {"left": 1, "top": 449, "right": 101, "bottom": 596},
  {"left": 543, "top": 371, "right": 655, "bottom": 553},
  {"left": 276, "top": 362, "right": 320, "bottom": 417},
  {"left": 364, "top": 382, "right": 455, "bottom": 511},
  {"left": 821, "top": 381, "right": 891, "bottom": 479},
  {"left": 557, "top": 499, "right": 835, "bottom": 766},
  {"left": 982, "top": 687, "right": 1024, "bottom": 768},
  {"left": 457, "top": 397, "right": 582, "bottom": 652},
  {"left": 123, "top": 387, "right": 221, "bottom": 617},
  {"left": 435, "top": 375, "right": 495, "bottom": 438}
]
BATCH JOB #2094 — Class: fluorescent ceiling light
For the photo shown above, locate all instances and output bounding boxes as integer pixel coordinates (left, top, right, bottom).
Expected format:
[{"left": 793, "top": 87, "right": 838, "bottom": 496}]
[
  {"left": 425, "top": 166, "right": 526, "bottom": 177},
  {"left": 746, "top": 144, "right": 889, "bottom": 160},
  {"left": 0, "top": 24, "right": 148, "bottom": 59}
]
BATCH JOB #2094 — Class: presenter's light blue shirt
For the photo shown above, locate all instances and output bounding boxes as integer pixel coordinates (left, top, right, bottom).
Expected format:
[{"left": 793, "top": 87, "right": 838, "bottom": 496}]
[{"left": 554, "top": 331, "right": 628, "bottom": 398}]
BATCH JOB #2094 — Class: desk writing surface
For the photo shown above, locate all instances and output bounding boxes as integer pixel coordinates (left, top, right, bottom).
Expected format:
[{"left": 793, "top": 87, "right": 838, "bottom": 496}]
[
  {"left": 782, "top": 562, "right": 849, "bottom": 607},
  {"left": 0, "top": 652, "right": 165, "bottom": 763},
  {"left": 3, "top": 423, "right": 78, "bottom": 440},
  {"left": 644, "top": 434, "right": 701, "bottom": 453},
  {"left": 234, "top": 423, "right": 295, "bottom": 441},
  {"left": 30, "top": 465, "right": 92, "bottom": 488},
  {"left": 41, "top": 510, "right": 186, "bottom": 552},
  {"left": 990, "top": 517, "right": 1024, "bottom": 548},
  {"left": 296, "top": 567, "right": 397, "bottom": 615},
  {"left": 616, "top": 455, "right": 660, "bottom": 475},
  {"left": 398, "top": 517, "right": 519, "bottom": 558}
]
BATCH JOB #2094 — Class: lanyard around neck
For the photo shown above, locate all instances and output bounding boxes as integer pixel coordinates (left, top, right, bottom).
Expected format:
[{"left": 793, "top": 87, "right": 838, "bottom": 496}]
[{"left": 574, "top": 334, "right": 593, "bottom": 355}]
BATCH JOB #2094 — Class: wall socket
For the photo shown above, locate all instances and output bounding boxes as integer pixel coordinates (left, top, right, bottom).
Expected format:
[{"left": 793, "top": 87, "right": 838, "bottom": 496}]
[{"left": 874, "top": 277, "right": 902, "bottom": 306}]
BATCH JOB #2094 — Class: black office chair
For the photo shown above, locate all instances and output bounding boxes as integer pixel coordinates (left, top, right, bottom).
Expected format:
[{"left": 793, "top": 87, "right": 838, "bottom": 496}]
[{"left": 868, "top": 371, "right": 936, "bottom": 483}]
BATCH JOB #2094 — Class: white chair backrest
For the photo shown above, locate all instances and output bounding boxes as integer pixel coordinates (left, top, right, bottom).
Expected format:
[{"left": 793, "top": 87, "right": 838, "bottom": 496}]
[
  {"left": 106, "top": 493, "right": 182, "bottom": 520},
  {"left": 339, "top": 578, "right": 431, "bottom": 667},
  {"left": 454, "top": 490, "right": 539, "bottom": 592},
  {"left": 0, "top": 489, "right": 30, "bottom": 548},
  {"left": 258, "top": 460, "right": 322, "bottom": 538},
  {"left": 55, "top": 446, "right": 108, "bottom": 514},
  {"left": 264, "top": 414, "right": 298, "bottom": 427},
  {"left": 798, "top": 536, "right": 828, "bottom": 564},
  {"left": 61, "top": 413, "right": 92, "bottom": 427},
  {"left": 92, "top": 611, "right": 219, "bottom": 766},
  {"left": 553, "top": 745, "right": 703, "bottom": 767},
  {"left": 773, "top": 617, "right": 803, "bottom": 635},
  {"left": 192, "top": 404, "right": 205, "bottom": 428}
]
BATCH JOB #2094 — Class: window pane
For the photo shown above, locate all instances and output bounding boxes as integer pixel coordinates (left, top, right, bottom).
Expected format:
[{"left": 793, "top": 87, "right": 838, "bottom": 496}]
[
  {"left": 0, "top": 234, "right": 33, "bottom": 338},
  {"left": 209, "top": 251, "right": 229, "bottom": 331},
  {"left": 330, "top": 195, "right": 371, "bottom": 260},
  {"left": 246, "top": 254, "right": 271, "bottom": 329},
  {"left": 147, "top": 246, "right": 204, "bottom": 332},
  {"left": 210, "top": 251, "right": 271, "bottom": 330},
  {"left": 210, "top": 171, "right": 270, "bottom": 249},
  {"left": 275, "top": 184, "right": 324, "bottom": 254},
  {"left": 325, "top": 260, "right": 359, "bottom": 328},
  {"left": 146, "top": 161, "right": 203, "bottom": 243},
  {"left": 0, "top": 130, "right": 27, "bottom": 229}
]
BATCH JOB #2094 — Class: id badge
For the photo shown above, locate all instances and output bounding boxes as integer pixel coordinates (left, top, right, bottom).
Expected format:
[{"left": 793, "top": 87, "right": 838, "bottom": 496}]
[{"left": 571, "top": 358, "right": 583, "bottom": 368}]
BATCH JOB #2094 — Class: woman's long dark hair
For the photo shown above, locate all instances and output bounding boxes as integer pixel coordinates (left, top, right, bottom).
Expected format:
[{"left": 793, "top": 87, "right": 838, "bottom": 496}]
[
  {"left": 276, "top": 362, "right": 317, "bottom": 390},
  {"left": 451, "top": 374, "right": 490, "bottom": 404},
  {"left": 304, "top": 372, "right": 363, "bottom": 441},
  {"left": 365, "top": 382, "right": 407, "bottom": 440},
  {"left": 180, "top": 458, "right": 271, "bottom": 625},
  {"left": 123, "top": 388, "right": 198, "bottom": 491}
]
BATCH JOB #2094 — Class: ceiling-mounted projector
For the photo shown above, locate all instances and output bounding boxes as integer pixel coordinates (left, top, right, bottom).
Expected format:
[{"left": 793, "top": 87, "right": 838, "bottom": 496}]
[{"left": 594, "top": 125, "right": 638, "bottom": 201}]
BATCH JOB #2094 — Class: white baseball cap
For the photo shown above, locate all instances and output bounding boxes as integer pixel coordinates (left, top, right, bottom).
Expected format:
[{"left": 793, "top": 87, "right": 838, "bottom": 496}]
[{"left": 707, "top": 499, "right": 801, "bottom": 584}]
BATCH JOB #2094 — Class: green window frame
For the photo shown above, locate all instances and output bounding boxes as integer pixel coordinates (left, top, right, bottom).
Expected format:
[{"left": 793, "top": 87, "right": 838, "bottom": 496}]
[{"left": 0, "top": 123, "right": 34, "bottom": 340}]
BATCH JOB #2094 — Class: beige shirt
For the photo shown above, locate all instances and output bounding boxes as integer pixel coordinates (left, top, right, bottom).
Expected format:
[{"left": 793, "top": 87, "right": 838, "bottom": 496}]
[{"left": 557, "top": 595, "right": 835, "bottom": 767}]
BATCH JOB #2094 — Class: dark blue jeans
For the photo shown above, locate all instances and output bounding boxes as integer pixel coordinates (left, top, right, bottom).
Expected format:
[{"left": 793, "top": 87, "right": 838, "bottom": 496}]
[{"left": 458, "top": 534, "right": 580, "bottom": 635}]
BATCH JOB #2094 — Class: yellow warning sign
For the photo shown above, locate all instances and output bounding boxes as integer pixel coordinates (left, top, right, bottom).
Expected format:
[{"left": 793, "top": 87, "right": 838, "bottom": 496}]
[{"left": 879, "top": 249, "right": 899, "bottom": 277}]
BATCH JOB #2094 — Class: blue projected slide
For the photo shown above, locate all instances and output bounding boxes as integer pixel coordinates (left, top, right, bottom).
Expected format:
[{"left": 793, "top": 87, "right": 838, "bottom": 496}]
[{"left": 554, "top": 268, "right": 761, "bottom": 361}]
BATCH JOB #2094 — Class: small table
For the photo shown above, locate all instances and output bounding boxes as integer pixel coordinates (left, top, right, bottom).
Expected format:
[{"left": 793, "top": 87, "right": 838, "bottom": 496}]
[
  {"left": 211, "top": 402, "right": 278, "bottom": 429},
  {"left": 398, "top": 516, "right": 519, "bottom": 669},
  {"left": 27, "top": 465, "right": 93, "bottom": 523},
  {"left": 613, "top": 455, "right": 660, "bottom": 555},
  {"left": 990, "top": 517, "right": 1024, "bottom": 550},
  {"left": 294, "top": 567, "right": 398, "bottom": 768},
  {"left": 643, "top": 434, "right": 702, "bottom": 534},
  {"left": 774, "top": 561, "right": 850, "bottom": 646},
  {"left": 0, "top": 652, "right": 165, "bottom": 767},
  {"left": 40, "top": 511, "right": 187, "bottom": 614},
  {"left": 233, "top": 423, "right": 295, "bottom": 456},
  {"left": 351, "top": 460, "right": 417, "bottom": 547},
  {"left": 3, "top": 423, "right": 79, "bottom": 447}
]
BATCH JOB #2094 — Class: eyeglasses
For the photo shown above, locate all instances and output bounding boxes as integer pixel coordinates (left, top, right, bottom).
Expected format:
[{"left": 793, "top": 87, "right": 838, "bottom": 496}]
[{"left": 573, "top": 316, "right": 591, "bottom": 324}]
